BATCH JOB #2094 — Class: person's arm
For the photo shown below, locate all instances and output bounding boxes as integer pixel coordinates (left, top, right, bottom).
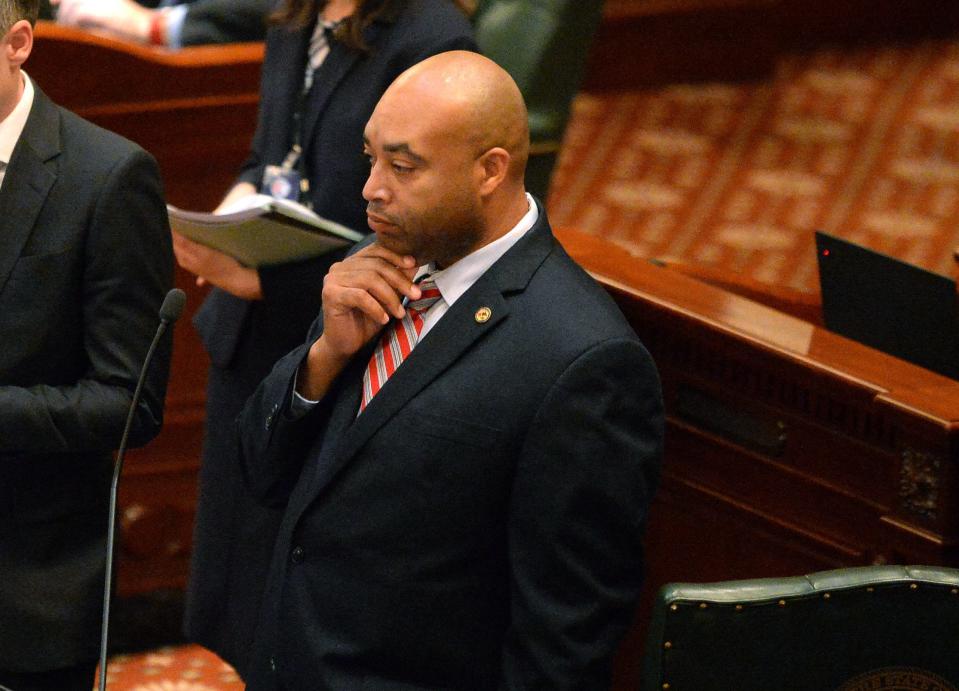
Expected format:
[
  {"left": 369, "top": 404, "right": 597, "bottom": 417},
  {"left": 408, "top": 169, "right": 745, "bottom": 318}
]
[
  {"left": 52, "top": 0, "right": 156, "bottom": 44},
  {"left": 500, "top": 339, "right": 664, "bottom": 689},
  {"left": 235, "top": 334, "right": 327, "bottom": 505},
  {"left": 52, "top": 0, "right": 270, "bottom": 47},
  {"left": 0, "top": 147, "right": 173, "bottom": 454},
  {"left": 215, "top": 181, "right": 258, "bottom": 213},
  {"left": 236, "top": 243, "right": 419, "bottom": 502}
]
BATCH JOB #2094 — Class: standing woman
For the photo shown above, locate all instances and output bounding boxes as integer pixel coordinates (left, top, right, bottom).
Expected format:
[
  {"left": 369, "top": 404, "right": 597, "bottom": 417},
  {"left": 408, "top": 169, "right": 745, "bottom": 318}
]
[{"left": 175, "top": 0, "right": 476, "bottom": 677}]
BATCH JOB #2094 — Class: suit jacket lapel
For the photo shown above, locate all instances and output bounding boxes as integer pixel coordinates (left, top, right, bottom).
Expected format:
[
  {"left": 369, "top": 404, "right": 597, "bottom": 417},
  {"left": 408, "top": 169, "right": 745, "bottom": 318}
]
[
  {"left": 299, "top": 19, "right": 386, "bottom": 152},
  {"left": 310, "top": 208, "right": 556, "bottom": 498},
  {"left": 299, "top": 44, "right": 361, "bottom": 154},
  {"left": 0, "top": 87, "right": 59, "bottom": 296},
  {"left": 338, "top": 285, "right": 511, "bottom": 458}
]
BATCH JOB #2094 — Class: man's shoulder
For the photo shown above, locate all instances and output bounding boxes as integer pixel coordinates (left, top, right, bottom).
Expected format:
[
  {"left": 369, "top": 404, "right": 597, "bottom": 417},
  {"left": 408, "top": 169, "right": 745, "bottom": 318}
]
[
  {"left": 543, "top": 245, "right": 634, "bottom": 328},
  {"left": 502, "top": 225, "right": 639, "bottom": 348},
  {"left": 26, "top": 86, "right": 148, "bottom": 164},
  {"left": 53, "top": 103, "right": 149, "bottom": 164}
]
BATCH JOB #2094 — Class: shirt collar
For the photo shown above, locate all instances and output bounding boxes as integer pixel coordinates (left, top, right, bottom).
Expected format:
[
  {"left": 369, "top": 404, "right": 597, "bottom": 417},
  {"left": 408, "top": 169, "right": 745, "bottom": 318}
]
[
  {"left": 0, "top": 71, "right": 35, "bottom": 167},
  {"left": 420, "top": 193, "right": 539, "bottom": 308}
]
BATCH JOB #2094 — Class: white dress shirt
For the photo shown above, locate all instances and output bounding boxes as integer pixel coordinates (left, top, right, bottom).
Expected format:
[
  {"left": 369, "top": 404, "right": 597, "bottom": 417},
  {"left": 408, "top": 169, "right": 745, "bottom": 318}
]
[{"left": 0, "top": 71, "right": 35, "bottom": 192}]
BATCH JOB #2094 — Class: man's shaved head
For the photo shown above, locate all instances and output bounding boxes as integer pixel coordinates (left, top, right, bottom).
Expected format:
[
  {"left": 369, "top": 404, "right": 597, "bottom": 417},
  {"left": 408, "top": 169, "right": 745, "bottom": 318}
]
[{"left": 380, "top": 50, "right": 529, "bottom": 185}]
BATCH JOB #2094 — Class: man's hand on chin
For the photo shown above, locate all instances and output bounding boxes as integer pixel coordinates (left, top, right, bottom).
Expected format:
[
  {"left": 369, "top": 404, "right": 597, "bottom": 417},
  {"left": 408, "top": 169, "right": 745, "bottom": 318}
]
[{"left": 296, "top": 244, "right": 419, "bottom": 401}]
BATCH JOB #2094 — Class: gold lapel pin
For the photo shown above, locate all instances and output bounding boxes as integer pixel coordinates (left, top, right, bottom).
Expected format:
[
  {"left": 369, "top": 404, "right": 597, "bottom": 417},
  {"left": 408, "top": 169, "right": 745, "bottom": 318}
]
[{"left": 474, "top": 307, "right": 492, "bottom": 323}]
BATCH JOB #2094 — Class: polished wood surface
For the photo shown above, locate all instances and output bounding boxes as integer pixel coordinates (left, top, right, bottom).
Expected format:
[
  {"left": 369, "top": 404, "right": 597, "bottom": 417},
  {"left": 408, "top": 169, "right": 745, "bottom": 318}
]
[
  {"left": 649, "top": 256, "right": 825, "bottom": 326},
  {"left": 29, "top": 22, "right": 264, "bottom": 597},
  {"left": 556, "top": 228, "right": 959, "bottom": 689}
]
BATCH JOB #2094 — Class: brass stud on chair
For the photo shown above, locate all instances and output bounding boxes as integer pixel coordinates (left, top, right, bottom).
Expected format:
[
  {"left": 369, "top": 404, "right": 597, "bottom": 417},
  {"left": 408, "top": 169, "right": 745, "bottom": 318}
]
[
  {"left": 662, "top": 684, "right": 671, "bottom": 690},
  {"left": 735, "top": 604, "right": 744, "bottom": 612},
  {"left": 699, "top": 602, "right": 708, "bottom": 609},
  {"left": 823, "top": 592, "right": 831, "bottom": 600},
  {"left": 910, "top": 583, "right": 918, "bottom": 590},
  {"left": 670, "top": 604, "right": 678, "bottom": 612},
  {"left": 866, "top": 587, "right": 874, "bottom": 593},
  {"left": 951, "top": 588, "right": 957, "bottom": 595},
  {"left": 778, "top": 599, "right": 786, "bottom": 607},
  {"left": 664, "top": 641, "right": 672, "bottom": 650}
]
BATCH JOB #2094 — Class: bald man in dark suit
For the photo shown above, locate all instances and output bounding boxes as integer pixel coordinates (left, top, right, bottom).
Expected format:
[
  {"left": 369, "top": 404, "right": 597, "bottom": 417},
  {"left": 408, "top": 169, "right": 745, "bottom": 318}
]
[{"left": 238, "top": 51, "right": 664, "bottom": 690}]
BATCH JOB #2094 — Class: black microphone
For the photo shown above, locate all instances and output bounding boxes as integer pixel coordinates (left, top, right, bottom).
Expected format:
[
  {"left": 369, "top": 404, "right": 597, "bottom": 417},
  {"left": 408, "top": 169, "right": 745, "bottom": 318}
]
[{"left": 97, "top": 288, "right": 186, "bottom": 691}]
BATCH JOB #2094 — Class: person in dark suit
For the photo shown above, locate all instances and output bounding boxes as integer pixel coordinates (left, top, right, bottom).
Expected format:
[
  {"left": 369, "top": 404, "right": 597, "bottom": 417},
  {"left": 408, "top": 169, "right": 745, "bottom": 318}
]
[
  {"left": 172, "top": 0, "right": 476, "bottom": 678},
  {"left": 50, "top": 0, "right": 273, "bottom": 47},
  {"left": 0, "top": 2, "right": 173, "bottom": 690},
  {"left": 237, "top": 50, "right": 664, "bottom": 690}
]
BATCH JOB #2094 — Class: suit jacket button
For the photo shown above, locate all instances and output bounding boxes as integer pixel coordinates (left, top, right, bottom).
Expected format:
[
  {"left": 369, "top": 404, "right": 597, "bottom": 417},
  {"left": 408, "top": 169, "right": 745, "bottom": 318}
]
[
  {"left": 266, "top": 404, "right": 279, "bottom": 430},
  {"left": 291, "top": 545, "right": 305, "bottom": 564}
]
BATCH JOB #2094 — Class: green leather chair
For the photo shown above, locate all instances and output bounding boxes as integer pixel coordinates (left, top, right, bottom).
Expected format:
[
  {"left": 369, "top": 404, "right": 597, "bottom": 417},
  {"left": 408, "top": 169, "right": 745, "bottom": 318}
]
[
  {"left": 642, "top": 565, "right": 959, "bottom": 691},
  {"left": 472, "top": 0, "right": 603, "bottom": 199}
]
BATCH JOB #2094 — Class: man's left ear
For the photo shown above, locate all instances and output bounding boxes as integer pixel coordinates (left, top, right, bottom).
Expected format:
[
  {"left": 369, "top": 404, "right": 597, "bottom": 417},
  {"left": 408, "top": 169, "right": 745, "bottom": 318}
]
[
  {"left": 4, "top": 20, "right": 34, "bottom": 68},
  {"left": 477, "top": 147, "right": 510, "bottom": 196}
]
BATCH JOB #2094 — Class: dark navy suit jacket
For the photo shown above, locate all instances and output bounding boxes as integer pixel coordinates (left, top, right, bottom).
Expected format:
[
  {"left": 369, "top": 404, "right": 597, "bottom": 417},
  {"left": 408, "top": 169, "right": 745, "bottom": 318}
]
[
  {"left": 185, "top": 1, "right": 476, "bottom": 676},
  {"left": 237, "top": 205, "right": 664, "bottom": 690},
  {"left": 0, "top": 85, "right": 172, "bottom": 671}
]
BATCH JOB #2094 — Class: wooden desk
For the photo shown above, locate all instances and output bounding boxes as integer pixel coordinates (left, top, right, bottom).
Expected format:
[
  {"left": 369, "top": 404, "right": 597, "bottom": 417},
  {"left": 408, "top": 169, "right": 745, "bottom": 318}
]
[
  {"left": 556, "top": 228, "right": 959, "bottom": 689},
  {"left": 29, "top": 23, "right": 264, "bottom": 597}
]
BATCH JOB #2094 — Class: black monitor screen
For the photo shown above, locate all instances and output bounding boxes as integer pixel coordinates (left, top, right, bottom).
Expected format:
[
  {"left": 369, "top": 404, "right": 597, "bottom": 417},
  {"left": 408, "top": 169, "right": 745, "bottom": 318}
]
[{"left": 815, "top": 231, "right": 959, "bottom": 380}]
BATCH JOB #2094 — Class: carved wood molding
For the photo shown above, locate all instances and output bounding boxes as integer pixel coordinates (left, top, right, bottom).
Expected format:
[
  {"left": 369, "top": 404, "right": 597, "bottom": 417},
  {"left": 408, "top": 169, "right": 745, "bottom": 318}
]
[{"left": 899, "top": 447, "right": 943, "bottom": 522}]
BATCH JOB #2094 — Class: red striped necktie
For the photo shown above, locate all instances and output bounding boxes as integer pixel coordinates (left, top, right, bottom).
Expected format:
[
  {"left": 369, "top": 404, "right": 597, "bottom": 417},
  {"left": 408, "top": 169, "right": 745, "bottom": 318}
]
[{"left": 359, "top": 276, "right": 442, "bottom": 412}]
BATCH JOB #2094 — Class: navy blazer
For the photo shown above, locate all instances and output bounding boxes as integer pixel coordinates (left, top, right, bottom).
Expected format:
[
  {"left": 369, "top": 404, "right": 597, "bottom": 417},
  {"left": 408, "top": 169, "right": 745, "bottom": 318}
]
[
  {"left": 185, "top": 0, "right": 476, "bottom": 677},
  {"left": 0, "top": 85, "right": 172, "bottom": 671},
  {"left": 237, "top": 204, "right": 665, "bottom": 690}
]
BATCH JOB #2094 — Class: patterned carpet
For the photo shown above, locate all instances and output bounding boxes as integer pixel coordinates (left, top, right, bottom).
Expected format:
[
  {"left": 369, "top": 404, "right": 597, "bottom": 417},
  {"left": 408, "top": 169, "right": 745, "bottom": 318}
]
[
  {"left": 548, "top": 37, "right": 959, "bottom": 293},
  {"left": 95, "top": 646, "right": 242, "bottom": 691},
  {"left": 104, "top": 36, "right": 959, "bottom": 690}
]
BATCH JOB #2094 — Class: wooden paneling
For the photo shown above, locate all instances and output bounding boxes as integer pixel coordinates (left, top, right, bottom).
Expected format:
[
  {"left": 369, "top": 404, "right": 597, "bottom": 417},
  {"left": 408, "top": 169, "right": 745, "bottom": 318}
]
[
  {"left": 777, "top": 0, "right": 959, "bottom": 48},
  {"left": 31, "top": 22, "right": 263, "bottom": 212},
  {"left": 584, "top": 0, "right": 779, "bottom": 89},
  {"left": 556, "top": 228, "right": 959, "bottom": 689}
]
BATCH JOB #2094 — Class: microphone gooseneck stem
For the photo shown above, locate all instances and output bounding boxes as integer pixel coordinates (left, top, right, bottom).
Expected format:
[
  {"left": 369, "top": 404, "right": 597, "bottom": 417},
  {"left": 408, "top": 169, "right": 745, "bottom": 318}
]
[{"left": 97, "top": 313, "right": 174, "bottom": 691}]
